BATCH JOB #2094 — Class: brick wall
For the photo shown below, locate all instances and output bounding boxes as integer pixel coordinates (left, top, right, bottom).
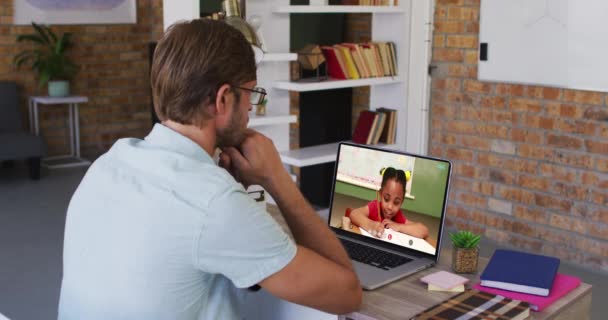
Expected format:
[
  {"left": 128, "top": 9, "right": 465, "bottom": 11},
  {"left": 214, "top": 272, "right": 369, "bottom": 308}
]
[
  {"left": 0, "top": 0, "right": 163, "bottom": 158},
  {"left": 430, "top": 0, "right": 608, "bottom": 272}
]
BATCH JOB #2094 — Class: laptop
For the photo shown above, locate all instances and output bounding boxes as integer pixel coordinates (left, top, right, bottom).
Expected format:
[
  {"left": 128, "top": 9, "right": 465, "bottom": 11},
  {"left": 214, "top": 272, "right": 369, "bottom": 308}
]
[{"left": 328, "top": 142, "right": 451, "bottom": 290}]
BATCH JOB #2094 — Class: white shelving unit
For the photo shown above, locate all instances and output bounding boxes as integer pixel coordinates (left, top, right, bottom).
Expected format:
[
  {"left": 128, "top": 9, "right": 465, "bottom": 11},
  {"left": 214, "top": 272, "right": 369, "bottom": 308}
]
[
  {"left": 270, "top": 3, "right": 424, "bottom": 169},
  {"left": 248, "top": 111, "right": 297, "bottom": 127},
  {"left": 260, "top": 52, "right": 297, "bottom": 62},
  {"left": 275, "top": 5, "right": 406, "bottom": 13},
  {"left": 280, "top": 141, "right": 398, "bottom": 167},
  {"left": 274, "top": 76, "right": 402, "bottom": 92}
]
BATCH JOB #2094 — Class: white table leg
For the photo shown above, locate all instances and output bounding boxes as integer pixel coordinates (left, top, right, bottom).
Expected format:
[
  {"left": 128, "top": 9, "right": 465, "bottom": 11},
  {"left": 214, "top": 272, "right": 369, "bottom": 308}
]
[
  {"left": 74, "top": 103, "right": 81, "bottom": 158},
  {"left": 33, "top": 102, "right": 40, "bottom": 136},
  {"left": 28, "top": 98, "right": 34, "bottom": 134},
  {"left": 68, "top": 104, "right": 75, "bottom": 157}
]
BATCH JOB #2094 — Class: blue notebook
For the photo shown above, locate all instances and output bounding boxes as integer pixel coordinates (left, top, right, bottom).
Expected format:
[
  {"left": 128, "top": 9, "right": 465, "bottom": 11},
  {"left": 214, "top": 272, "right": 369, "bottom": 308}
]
[{"left": 480, "top": 249, "right": 560, "bottom": 297}]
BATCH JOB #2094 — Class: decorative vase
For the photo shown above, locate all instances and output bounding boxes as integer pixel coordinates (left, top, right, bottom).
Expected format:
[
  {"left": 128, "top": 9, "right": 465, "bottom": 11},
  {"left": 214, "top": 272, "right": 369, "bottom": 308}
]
[
  {"left": 48, "top": 80, "right": 70, "bottom": 97},
  {"left": 452, "top": 246, "right": 479, "bottom": 274}
]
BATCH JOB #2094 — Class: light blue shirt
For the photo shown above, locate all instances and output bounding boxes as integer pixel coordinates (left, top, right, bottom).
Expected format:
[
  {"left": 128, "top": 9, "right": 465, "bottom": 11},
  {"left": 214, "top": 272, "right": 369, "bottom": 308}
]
[{"left": 58, "top": 124, "right": 296, "bottom": 320}]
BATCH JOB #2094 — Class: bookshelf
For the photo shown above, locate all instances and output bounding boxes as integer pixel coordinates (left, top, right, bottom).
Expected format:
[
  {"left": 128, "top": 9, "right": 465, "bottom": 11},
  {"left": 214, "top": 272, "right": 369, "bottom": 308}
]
[
  {"left": 248, "top": 111, "right": 297, "bottom": 127},
  {"left": 270, "top": 3, "right": 414, "bottom": 171},
  {"left": 260, "top": 52, "right": 298, "bottom": 62},
  {"left": 280, "top": 141, "right": 398, "bottom": 167},
  {"left": 274, "top": 76, "right": 403, "bottom": 92},
  {"left": 162, "top": 0, "right": 433, "bottom": 190},
  {"left": 275, "top": 5, "right": 406, "bottom": 13}
]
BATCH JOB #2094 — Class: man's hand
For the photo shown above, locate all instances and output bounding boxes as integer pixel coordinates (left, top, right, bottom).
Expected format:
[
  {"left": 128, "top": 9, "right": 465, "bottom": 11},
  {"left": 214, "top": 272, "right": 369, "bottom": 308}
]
[{"left": 219, "top": 130, "right": 288, "bottom": 190}]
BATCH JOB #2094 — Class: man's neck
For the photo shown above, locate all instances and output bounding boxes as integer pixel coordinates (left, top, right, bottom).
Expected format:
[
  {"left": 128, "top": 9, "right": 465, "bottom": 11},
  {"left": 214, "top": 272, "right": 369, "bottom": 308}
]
[{"left": 162, "top": 120, "right": 216, "bottom": 156}]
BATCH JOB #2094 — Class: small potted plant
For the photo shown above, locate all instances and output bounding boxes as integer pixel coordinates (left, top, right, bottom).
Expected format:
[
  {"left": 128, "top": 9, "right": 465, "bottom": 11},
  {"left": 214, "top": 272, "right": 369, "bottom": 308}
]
[
  {"left": 14, "top": 22, "right": 77, "bottom": 97},
  {"left": 450, "top": 230, "right": 481, "bottom": 273},
  {"left": 256, "top": 98, "right": 268, "bottom": 116}
]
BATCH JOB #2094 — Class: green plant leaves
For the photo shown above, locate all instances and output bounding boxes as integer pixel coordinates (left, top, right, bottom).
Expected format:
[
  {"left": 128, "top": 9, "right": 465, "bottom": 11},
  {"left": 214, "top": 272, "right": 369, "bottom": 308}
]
[
  {"left": 31, "top": 22, "right": 52, "bottom": 45},
  {"left": 13, "top": 22, "right": 76, "bottom": 87},
  {"left": 449, "top": 230, "right": 481, "bottom": 249}
]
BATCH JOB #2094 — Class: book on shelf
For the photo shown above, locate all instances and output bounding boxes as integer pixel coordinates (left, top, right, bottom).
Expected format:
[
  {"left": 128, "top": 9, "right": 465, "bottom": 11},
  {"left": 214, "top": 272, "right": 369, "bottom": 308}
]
[
  {"left": 365, "top": 112, "right": 380, "bottom": 144},
  {"left": 474, "top": 273, "right": 581, "bottom": 312},
  {"left": 320, "top": 42, "right": 397, "bottom": 80},
  {"left": 352, "top": 109, "right": 396, "bottom": 145},
  {"left": 321, "top": 46, "right": 348, "bottom": 80},
  {"left": 335, "top": 45, "right": 360, "bottom": 79},
  {"left": 370, "top": 111, "right": 386, "bottom": 144},
  {"left": 411, "top": 290, "right": 530, "bottom": 320},
  {"left": 376, "top": 107, "right": 396, "bottom": 144},
  {"left": 352, "top": 110, "right": 377, "bottom": 144},
  {"left": 480, "top": 249, "right": 560, "bottom": 297}
]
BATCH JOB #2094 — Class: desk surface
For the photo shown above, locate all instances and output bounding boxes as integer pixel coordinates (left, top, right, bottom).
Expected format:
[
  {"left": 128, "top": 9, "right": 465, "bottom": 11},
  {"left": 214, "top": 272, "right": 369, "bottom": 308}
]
[{"left": 266, "top": 205, "right": 592, "bottom": 320}]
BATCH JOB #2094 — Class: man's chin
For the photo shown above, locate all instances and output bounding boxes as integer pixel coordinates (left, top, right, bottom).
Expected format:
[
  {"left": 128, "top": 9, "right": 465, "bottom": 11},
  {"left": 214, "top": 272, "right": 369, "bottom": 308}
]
[{"left": 217, "top": 133, "right": 245, "bottom": 148}]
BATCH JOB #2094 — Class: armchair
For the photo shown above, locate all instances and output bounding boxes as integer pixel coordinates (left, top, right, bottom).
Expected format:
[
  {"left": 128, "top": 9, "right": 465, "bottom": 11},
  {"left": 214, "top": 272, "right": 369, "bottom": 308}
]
[{"left": 0, "top": 82, "right": 46, "bottom": 179}]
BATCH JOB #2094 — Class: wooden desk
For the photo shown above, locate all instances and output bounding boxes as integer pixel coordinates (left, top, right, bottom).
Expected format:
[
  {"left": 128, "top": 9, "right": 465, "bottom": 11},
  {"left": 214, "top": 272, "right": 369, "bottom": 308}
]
[{"left": 266, "top": 205, "right": 592, "bottom": 320}]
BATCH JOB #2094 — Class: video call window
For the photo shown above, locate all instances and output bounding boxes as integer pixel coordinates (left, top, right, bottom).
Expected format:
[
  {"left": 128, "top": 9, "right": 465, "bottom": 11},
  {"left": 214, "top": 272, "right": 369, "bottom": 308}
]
[{"left": 329, "top": 145, "right": 450, "bottom": 256}]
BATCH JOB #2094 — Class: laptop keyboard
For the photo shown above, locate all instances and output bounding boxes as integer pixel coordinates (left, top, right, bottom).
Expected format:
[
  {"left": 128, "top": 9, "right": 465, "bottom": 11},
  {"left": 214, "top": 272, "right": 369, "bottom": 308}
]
[{"left": 340, "top": 238, "right": 412, "bottom": 270}]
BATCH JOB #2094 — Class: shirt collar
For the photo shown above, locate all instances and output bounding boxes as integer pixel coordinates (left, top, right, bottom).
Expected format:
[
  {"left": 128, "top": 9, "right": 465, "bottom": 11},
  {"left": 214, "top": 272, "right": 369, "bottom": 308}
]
[{"left": 145, "top": 123, "right": 214, "bottom": 164}]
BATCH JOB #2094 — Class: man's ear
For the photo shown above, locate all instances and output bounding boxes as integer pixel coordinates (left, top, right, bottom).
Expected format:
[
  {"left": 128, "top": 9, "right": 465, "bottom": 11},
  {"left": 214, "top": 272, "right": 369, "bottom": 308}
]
[{"left": 214, "top": 83, "right": 233, "bottom": 116}]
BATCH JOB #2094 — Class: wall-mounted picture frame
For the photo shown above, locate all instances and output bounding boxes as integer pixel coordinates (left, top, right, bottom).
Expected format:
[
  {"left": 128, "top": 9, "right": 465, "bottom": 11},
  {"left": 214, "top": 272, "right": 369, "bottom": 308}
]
[{"left": 13, "top": 0, "right": 137, "bottom": 25}]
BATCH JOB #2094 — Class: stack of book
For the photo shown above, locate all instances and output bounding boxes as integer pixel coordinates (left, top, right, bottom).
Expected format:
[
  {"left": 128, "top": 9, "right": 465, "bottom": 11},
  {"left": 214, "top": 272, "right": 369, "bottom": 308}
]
[
  {"left": 475, "top": 249, "right": 581, "bottom": 312},
  {"left": 321, "top": 42, "right": 397, "bottom": 80},
  {"left": 420, "top": 270, "right": 469, "bottom": 293},
  {"left": 352, "top": 108, "right": 397, "bottom": 145}
]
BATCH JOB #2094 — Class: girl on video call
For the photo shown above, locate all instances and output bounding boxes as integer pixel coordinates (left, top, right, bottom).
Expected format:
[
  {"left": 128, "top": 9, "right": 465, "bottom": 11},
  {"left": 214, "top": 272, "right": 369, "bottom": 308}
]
[{"left": 349, "top": 167, "right": 429, "bottom": 239}]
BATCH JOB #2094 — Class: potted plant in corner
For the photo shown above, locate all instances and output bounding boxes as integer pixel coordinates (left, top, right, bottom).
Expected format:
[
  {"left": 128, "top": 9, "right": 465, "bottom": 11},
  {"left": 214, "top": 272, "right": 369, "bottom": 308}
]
[
  {"left": 14, "top": 22, "right": 77, "bottom": 97},
  {"left": 450, "top": 230, "right": 481, "bottom": 274}
]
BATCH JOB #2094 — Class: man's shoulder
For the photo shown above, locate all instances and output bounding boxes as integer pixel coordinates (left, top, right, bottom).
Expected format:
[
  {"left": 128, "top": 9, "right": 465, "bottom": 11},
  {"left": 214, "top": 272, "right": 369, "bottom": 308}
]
[{"left": 89, "top": 138, "right": 245, "bottom": 209}]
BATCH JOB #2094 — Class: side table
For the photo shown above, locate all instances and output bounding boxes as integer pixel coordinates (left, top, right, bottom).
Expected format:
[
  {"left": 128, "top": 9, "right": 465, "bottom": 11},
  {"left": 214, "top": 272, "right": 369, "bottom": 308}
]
[{"left": 29, "top": 96, "right": 91, "bottom": 169}]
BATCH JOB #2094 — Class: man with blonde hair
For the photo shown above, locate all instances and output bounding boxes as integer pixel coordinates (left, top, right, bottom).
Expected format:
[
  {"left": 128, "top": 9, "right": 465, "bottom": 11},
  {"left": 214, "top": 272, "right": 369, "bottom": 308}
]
[{"left": 59, "top": 19, "right": 361, "bottom": 319}]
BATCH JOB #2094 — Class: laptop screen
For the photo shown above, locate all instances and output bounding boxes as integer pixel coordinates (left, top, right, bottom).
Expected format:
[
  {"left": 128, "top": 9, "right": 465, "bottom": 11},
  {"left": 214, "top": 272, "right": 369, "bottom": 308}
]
[{"left": 328, "top": 143, "right": 451, "bottom": 257}]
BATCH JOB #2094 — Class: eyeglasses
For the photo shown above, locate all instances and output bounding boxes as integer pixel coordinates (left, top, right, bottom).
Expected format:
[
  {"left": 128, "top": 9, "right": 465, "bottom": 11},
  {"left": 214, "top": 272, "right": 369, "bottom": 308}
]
[{"left": 232, "top": 86, "right": 267, "bottom": 105}]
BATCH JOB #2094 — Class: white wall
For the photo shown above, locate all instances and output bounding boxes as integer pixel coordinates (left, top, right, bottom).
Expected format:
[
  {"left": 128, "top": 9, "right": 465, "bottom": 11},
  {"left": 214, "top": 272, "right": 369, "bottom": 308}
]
[{"left": 163, "top": 0, "right": 200, "bottom": 30}]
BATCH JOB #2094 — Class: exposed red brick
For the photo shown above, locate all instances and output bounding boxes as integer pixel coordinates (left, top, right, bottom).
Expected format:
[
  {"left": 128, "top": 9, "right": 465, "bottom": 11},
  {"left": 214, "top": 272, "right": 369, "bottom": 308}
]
[
  {"left": 446, "top": 35, "right": 478, "bottom": 48},
  {"left": 464, "top": 50, "right": 478, "bottom": 64},
  {"left": 464, "top": 80, "right": 492, "bottom": 93},
  {"left": 429, "top": 0, "right": 606, "bottom": 270},
  {"left": 536, "top": 193, "right": 573, "bottom": 212},
  {"left": 518, "top": 175, "right": 551, "bottom": 191},
  {"left": 563, "top": 90, "right": 605, "bottom": 105},
  {"left": 447, "top": 7, "right": 479, "bottom": 21},
  {"left": 550, "top": 214, "right": 586, "bottom": 234},
  {"left": 585, "top": 140, "right": 608, "bottom": 155},
  {"left": 552, "top": 150, "right": 594, "bottom": 169},
  {"left": 510, "top": 128, "right": 543, "bottom": 144},
  {"left": 461, "top": 135, "right": 490, "bottom": 150},
  {"left": 546, "top": 102, "right": 584, "bottom": 118},
  {"left": 434, "top": 20, "right": 465, "bottom": 33},
  {"left": 547, "top": 134, "right": 584, "bottom": 150},
  {"left": 495, "top": 84, "right": 524, "bottom": 96},
  {"left": 447, "top": 147, "right": 474, "bottom": 161},
  {"left": 509, "top": 98, "right": 543, "bottom": 113},
  {"left": 513, "top": 206, "right": 547, "bottom": 224},
  {"left": 433, "top": 48, "right": 464, "bottom": 62}
]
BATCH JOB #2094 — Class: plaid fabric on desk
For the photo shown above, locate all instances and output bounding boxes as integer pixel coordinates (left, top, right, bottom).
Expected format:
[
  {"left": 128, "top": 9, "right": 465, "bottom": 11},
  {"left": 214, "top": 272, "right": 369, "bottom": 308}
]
[{"left": 412, "top": 290, "right": 530, "bottom": 320}]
